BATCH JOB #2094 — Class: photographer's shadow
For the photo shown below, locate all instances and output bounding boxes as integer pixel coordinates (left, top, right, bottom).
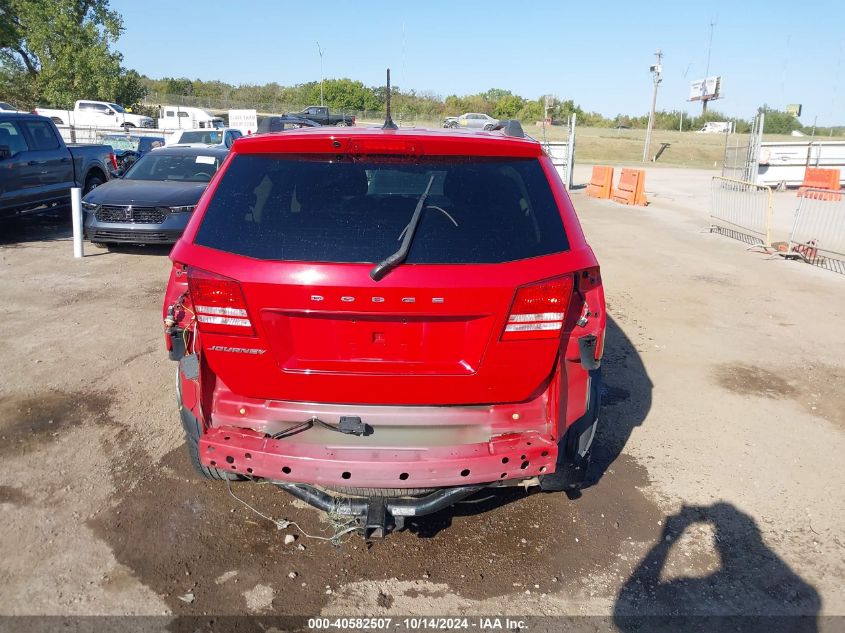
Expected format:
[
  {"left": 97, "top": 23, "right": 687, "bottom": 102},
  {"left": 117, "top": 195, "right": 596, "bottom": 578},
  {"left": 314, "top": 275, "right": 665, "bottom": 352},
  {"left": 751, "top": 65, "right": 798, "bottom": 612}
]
[
  {"left": 614, "top": 503, "right": 820, "bottom": 632},
  {"left": 585, "top": 314, "right": 653, "bottom": 488}
]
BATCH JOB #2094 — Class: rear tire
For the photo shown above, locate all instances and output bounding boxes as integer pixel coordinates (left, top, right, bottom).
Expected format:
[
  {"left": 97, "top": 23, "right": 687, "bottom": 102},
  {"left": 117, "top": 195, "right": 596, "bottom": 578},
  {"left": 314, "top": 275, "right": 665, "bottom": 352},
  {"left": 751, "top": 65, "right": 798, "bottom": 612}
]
[
  {"left": 177, "top": 370, "right": 241, "bottom": 481},
  {"left": 540, "top": 368, "right": 601, "bottom": 493},
  {"left": 83, "top": 174, "right": 104, "bottom": 195},
  {"left": 335, "top": 121, "right": 348, "bottom": 127}
]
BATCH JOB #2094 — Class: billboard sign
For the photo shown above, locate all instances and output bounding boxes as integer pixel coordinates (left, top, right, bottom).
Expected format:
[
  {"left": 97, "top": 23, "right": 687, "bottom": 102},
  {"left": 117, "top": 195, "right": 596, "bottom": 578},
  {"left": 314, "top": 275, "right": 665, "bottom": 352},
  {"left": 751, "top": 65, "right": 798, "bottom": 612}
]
[
  {"left": 786, "top": 104, "right": 802, "bottom": 117},
  {"left": 689, "top": 77, "right": 721, "bottom": 101},
  {"left": 228, "top": 109, "right": 258, "bottom": 134}
]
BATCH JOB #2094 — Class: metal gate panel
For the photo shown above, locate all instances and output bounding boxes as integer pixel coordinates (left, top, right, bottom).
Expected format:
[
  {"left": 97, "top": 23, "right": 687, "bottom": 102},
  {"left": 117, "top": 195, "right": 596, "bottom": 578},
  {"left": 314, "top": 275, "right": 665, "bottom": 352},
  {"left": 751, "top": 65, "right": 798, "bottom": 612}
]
[
  {"left": 710, "top": 176, "right": 773, "bottom": 246},
  {"left": 539, "top": 114, "right": 576, "bottom": 190},
  {"left": 788, "top": 189, "right": 845, "bottom": 274}
]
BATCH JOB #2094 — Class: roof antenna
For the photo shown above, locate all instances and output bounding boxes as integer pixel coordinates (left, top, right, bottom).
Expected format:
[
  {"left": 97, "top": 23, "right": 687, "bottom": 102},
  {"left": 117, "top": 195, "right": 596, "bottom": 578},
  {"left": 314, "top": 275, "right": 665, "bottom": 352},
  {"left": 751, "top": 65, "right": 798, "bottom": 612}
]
[{"left": 382, "top": 68, "right": 398, "bottom": 130}]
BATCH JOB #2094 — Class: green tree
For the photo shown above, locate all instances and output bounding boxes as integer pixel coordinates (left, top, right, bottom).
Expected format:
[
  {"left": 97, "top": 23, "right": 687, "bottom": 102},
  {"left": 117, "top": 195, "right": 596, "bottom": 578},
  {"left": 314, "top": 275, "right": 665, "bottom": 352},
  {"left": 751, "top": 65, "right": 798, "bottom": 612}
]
[
  {"left": 760, "top": 107, "right": 802, "bottom": 135},
  {"left": 0, "top": 0, "right": 146, "bottom": 108},
  {"left": 493, "top": 94, "right": 525, "bottom": 119},
  {"left": 516, "top": 100, "right": 543, "bottom": 123}
]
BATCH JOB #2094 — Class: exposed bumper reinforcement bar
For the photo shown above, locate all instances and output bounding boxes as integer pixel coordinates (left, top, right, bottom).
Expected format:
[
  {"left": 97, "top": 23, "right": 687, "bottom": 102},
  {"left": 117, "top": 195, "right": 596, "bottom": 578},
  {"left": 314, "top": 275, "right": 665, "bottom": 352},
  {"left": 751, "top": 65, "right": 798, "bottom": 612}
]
[{"left": 199, "top": 426, "right": 557, "bottom": 488}]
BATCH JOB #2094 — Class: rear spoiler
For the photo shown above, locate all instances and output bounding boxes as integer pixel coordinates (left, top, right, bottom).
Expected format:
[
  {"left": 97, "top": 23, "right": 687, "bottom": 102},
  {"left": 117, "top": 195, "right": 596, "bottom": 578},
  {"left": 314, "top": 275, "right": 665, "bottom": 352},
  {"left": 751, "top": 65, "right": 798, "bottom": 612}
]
[{"left": 492, "top": 119, "right": 525, "bottom": 138}]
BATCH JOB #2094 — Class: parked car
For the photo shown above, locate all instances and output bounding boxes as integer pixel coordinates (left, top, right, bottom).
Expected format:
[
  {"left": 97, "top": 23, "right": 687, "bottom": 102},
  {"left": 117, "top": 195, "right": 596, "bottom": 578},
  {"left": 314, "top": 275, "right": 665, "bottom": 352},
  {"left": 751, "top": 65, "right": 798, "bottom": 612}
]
[
  {"left": 101, "top": 133, "right": 166, "bottom": 175},
  {"left": 255, "top": 115, "right": 320, "bottom": 134},
  {"left": 161, "top": 123, "right": 606, "bottom": 537},
  {"left": 0, "top": 101, "right": 25, "bottom": 113},
  {"left": 35, "top": 100, "right": 155, "bottom": 128},
  {"left": 82, "top": 146, "right": 228, "bottom": 245},
  {"left": 0, "top": 113, "right": 115, "bottom": 218},
  {"left": 166, "top": 128, "right": 242, "bottom": 149},
  {"left": 286, "top": 106, "right": 355, "bottom": 126},
  {"left": 443, "top": 113, "right": 500, "bottom": 130},
  {"left": 158, "top": 105, "right": 225, "bottom": 131}
]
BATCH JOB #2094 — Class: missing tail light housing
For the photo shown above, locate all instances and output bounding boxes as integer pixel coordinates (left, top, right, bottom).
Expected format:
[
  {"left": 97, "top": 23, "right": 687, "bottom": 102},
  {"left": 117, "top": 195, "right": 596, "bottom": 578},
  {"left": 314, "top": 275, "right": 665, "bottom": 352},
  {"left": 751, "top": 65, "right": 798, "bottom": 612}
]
[
  {"left": 502, "top": 275, "right": 574, "bottom": 340},
  {"left": 577, "top": 266, "right": 602, "bottom": 292},
  {"left": 187, "top": 267, "right": 255, "bottom": 335}
]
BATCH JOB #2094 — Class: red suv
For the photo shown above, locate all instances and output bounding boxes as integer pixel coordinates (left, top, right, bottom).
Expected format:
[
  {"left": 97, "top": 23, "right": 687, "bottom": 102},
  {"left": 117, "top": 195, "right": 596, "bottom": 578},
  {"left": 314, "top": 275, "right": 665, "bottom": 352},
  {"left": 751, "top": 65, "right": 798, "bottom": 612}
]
[{"left": 162, "top": 123, "right": 606, "bottom": 537}]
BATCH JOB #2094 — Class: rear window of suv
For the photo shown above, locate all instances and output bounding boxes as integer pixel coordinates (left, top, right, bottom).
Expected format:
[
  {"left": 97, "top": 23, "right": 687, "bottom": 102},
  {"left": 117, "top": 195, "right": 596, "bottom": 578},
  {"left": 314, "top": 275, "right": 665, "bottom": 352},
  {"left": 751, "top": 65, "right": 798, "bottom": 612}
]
[{"left": 194, "top": 154, "right": 569, "bottom": 264}]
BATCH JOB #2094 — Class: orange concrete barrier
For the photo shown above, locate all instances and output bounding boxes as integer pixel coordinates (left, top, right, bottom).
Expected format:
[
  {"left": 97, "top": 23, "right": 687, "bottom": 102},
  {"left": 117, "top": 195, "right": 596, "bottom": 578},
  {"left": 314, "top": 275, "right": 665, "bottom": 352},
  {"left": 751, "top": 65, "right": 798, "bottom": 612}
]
[
  {"left": 586, "top": 166, "right": 614, "bottom": 199},
  {"left": 611, "top": 168, "right": 647, "bottom": 206},
  {"left": 798, "top": 167, "right": 840, "bottom": 197}
]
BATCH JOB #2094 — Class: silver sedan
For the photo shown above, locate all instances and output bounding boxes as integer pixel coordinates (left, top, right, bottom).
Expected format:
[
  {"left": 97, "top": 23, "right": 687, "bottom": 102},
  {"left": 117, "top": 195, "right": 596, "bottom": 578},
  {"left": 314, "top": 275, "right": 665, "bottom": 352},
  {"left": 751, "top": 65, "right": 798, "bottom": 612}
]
[{"left": 443, "top": 113, "right": 499, "bottom": 130}]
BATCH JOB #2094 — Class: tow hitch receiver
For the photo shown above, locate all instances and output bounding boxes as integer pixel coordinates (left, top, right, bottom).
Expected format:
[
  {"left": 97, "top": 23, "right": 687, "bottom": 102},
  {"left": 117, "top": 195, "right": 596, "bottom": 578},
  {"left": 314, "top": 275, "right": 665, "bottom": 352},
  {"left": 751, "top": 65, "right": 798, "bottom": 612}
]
[
  {"left": 365, "top": 498, "right": 388, "bottom": 539},
  {"left": 275, "top": 482, "right": 486, "bottom": 538}
]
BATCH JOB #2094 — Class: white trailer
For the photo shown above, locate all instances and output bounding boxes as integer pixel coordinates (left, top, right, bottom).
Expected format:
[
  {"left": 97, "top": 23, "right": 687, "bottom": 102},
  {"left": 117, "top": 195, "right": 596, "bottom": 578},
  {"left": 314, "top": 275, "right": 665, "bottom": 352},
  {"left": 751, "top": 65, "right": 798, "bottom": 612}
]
[
  {"left": 157, "top": 106, "right": 224, "bottom": 130},
  {"left": 697, "top": 121, "right": 734, "bottom": 134},
  {"left": 757, "top": 141, "right": 845, "bottom": 187}
]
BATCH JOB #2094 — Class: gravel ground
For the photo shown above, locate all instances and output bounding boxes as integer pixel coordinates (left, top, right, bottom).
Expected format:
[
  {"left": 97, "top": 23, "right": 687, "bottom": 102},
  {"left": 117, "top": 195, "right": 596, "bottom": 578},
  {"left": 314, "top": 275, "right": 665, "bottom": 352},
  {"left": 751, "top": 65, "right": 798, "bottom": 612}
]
[{"left": 0, "top": 167, "right": 843, "bottom": 629}]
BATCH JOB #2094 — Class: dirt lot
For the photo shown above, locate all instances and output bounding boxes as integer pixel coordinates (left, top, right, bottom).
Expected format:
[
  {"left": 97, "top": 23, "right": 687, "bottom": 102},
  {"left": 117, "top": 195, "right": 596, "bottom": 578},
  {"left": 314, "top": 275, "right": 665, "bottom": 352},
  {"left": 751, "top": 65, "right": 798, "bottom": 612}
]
[{"left": 1, "top": 167, "right": 843, "bottom": 628}]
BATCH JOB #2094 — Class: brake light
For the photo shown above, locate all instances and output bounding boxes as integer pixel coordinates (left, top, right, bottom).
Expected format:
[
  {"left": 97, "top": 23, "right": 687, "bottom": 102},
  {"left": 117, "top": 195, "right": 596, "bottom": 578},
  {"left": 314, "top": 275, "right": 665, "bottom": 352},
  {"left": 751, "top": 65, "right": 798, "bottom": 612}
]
[
  {"left": 502, "top": 275, "right": 574, "bottom": 340},
  {"left": 187, "top": 267, "right": 255, "bottom": 335},
  {"left": 349, "top": 139, "right": 420, "bottom": 156},
  {"left": 109, "top": 152, "right": 118, "bottom": 170}
]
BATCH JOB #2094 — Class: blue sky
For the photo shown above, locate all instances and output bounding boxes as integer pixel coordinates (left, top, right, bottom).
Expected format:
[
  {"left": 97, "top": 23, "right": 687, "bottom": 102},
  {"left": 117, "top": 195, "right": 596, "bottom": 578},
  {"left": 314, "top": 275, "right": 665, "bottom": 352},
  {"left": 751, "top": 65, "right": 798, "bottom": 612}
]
[{"left": 111, "top": 0, "right": 844, "bottom": 125}]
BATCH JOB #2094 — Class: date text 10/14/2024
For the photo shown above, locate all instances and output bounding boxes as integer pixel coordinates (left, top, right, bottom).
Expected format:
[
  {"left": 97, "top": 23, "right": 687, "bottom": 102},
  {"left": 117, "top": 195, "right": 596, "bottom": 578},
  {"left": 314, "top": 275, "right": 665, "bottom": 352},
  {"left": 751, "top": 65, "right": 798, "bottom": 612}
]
[{"left": 307, "top": 617, "right": 528, "bottom": 630}]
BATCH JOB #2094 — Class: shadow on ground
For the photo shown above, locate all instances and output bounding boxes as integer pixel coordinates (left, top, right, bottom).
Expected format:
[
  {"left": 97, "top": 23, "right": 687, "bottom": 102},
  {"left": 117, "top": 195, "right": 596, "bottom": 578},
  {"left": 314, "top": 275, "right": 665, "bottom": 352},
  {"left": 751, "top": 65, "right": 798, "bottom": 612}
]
[
  {"left": 0, "top": 210, "right": 71, "bottom": 246},
  {"left": 614, "top": 503, "right": 821, "bottom": 632},
  {"left": 1, "top": 210, "right": 171, "bottom": 256},
  {"left": 586, "top": 315, "right": 653, "bottom": 488}
]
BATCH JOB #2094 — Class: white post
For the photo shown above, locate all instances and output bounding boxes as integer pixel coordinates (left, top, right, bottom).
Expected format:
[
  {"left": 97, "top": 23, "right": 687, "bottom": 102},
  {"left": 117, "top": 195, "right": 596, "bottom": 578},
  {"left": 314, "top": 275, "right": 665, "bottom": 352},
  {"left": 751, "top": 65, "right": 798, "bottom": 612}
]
[
  {"left": 71, "top": 187, "right": 84, "bottom": 259},
  {"left": 567, "top": 113, "right": 577, "bottom": 189}
]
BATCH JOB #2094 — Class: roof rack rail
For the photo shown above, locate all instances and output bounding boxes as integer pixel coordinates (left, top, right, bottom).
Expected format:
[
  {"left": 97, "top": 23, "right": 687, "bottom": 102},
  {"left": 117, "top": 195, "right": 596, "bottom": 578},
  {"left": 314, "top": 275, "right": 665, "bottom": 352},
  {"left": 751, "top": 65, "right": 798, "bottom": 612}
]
[{"left": 492, "top": 119, "right": 525, "bottom": 138}]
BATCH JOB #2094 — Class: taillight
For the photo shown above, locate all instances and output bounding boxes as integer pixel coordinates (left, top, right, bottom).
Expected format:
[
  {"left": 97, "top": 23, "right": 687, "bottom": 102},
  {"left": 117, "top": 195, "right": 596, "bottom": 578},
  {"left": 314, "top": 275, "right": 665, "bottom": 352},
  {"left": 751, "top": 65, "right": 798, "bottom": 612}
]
[
  {"left": 186, "top": 267, "right": 255, "bottom": 335},
  {"left": 109, "top": 152, "right": 118, "bottom": 170},
  {"left": 502, "top": 275, "right": 574, "bottom": 340}
]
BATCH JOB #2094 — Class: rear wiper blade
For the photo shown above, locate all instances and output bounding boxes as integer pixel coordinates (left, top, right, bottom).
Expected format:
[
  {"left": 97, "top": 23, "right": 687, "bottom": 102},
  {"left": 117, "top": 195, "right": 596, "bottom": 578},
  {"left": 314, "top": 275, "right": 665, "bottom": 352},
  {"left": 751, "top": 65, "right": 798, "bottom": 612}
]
[{"left": 370, "top": 175, "right": 435, "bottom": 281}]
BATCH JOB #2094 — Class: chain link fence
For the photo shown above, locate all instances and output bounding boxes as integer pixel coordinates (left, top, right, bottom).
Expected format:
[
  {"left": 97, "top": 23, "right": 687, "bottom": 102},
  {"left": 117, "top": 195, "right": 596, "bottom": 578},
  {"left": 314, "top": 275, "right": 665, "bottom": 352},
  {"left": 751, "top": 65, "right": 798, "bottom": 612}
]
[{"left": 722, "top": 112, "right": 764, "bottom": 183}]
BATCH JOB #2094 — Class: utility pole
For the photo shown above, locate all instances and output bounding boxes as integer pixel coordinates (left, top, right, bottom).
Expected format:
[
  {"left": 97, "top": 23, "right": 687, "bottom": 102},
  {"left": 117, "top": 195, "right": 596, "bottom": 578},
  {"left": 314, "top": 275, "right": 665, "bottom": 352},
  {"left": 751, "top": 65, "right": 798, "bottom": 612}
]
[
  {"left": 702, "top": 18, "right": 716, "bottom": 115},
  {"left": 316, "top": 42, "right": 325, "bottom": 107},
  {"left": 642, "top": 49, "right": 663, "bottom": 163}
]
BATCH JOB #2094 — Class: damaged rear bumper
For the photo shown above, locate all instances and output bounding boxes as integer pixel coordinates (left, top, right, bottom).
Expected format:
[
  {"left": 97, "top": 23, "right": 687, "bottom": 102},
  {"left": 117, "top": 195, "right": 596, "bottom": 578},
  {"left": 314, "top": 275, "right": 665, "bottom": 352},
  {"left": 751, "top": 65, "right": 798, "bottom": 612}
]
[{"left": 198, "top": 425, "right": 557, "bottom": 488}]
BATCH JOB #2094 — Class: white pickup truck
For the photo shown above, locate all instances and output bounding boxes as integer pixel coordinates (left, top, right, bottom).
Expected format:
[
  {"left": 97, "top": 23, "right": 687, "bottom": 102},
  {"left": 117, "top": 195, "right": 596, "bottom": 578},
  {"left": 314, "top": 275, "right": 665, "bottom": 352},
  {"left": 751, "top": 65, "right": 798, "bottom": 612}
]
[{"left": 35, "top": 100, "right": 155, "bottom": 128}]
